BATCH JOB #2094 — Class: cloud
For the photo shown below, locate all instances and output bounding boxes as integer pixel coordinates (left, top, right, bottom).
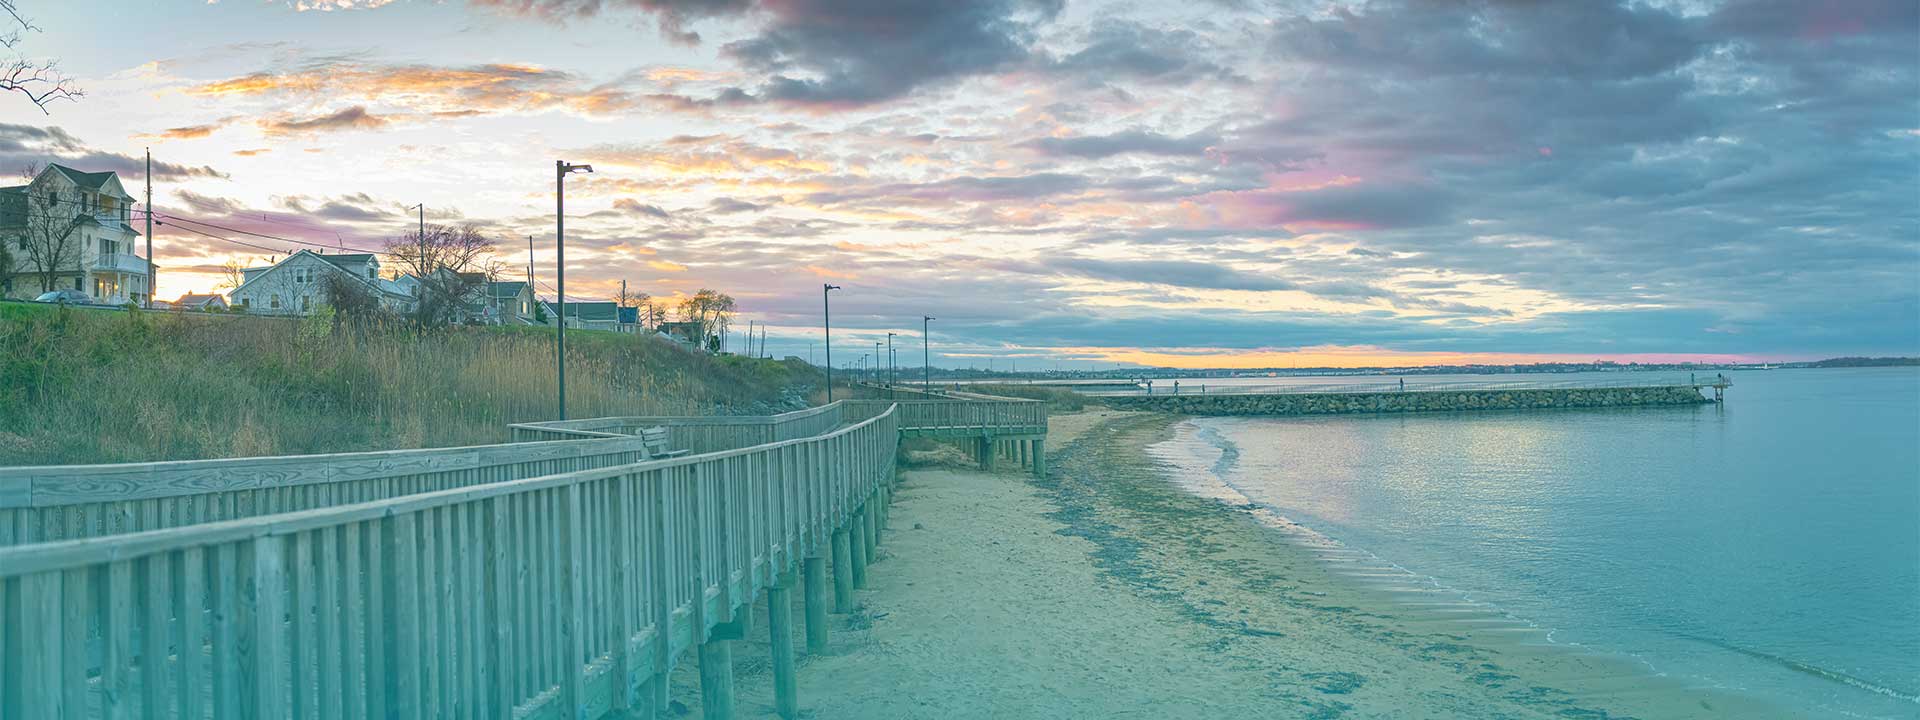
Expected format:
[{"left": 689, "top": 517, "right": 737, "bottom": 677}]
[
  {"left": 0, "top": 124, "right": 228, "bottom": 180},
  {"left": 553, "top": 0, "right": 1065, "bottom": 110},
  {"left": 707, "top": 197, "right": 766, "bottom": 214},
  {"left": 188, "top": 62, "right": 640, "bottom": 118},
  {"left": 276, "top": 192, "right": 395, "bottom": 222},
  {"left": 260, "top": 105, "right": 391, "bottom": 136},
  {"left": 1022, "top": 129, "right": 1217, "bottom": 159},
  {"left": 1048, "top": 20, "right": 1241, "bottom": 84},
  {"left": 613, "top": 198, "right": 672, "bottom": 219},
  {"left": 469, "top": 0, "right": 753, "bottom": 44}
]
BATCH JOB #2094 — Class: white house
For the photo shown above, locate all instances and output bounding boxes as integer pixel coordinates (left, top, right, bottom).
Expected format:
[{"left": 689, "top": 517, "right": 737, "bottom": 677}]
[
  {"left": 0, "top": 164, "right": 152, "bottom": 304},
  {"left": 228, "top": 250, "right": 413, "bottom": 315}
]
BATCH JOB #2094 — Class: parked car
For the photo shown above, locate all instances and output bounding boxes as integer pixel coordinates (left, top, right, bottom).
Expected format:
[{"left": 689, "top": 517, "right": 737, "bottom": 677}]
[{"left": 33, "top": 289, "right": 95, "bottom": 304}]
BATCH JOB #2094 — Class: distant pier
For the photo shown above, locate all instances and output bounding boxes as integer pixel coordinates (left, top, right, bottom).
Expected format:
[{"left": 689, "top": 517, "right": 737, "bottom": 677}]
[{"left": 1104, "top": 382, "right": 1726, "bottom": 417}]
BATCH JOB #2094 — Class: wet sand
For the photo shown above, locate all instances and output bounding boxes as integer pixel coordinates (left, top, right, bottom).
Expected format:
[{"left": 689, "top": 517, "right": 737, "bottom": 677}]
[{"left": 698, "top": 410, "right": 1790, "bottom": 719}]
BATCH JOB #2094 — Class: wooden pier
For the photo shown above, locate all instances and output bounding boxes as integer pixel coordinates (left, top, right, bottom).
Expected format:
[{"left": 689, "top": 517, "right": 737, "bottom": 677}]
[{"left": 0, "top": 394, "right": 1046, "bottom": 719}]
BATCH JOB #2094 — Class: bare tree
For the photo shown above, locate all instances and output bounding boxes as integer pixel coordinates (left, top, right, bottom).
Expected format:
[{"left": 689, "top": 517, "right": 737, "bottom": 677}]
[
  {"left": 385, "top": 223, "right": 500, "bottom": 328},
  {"left": 677, "top": 288, "right": 736, "bottom": 350},
  {"left": 216, "top": 256, "right": 248, "bottom": 292},
  {"left": 616, "top": 285, "right": 649, "bottom": 327},
  {"left": 1, "top": 2, "right": 81, "bottom": 113},
  {"left": 16, "top": 176, "right": 83, "bottom": 294}
]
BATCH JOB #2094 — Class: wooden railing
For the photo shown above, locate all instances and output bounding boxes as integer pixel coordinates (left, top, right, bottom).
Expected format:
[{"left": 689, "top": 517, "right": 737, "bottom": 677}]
[
  {"left": 0, "top": 405, "right": 900, "bottom": 719},
  {"left": 511, "top": 403, "right": 844, "bottom": 454},
  {"left": 842, "top": 398, "right": 1046, "bottom": 436},
  {"left": 0, "top": 436, "right": 656, "bottom": 547}
]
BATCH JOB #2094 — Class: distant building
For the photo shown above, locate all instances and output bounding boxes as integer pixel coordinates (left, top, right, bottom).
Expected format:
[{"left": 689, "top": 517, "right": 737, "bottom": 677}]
[
  {"left": 0, "top": 164, "right": 151, "bottom": 304},
  {"left": 170, "top": 293, "right": 229, "bottom": 312},
  {"left": 481, "top": 280, "right": 538, "bottom": 325},
  {"left": 229, "top": 249, "right": 413, "bottom": 315},
  {"left": 551, "top": 300, "right": 621, "bottom": 331},
  {"left": 657, "top": 320, "right": 709, "bottom": 348}
]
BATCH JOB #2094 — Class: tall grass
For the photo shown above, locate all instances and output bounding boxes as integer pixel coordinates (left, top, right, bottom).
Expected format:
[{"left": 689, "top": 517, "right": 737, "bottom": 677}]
[
  {"left": 968, "top": 383, "right": 1096, "bottom": 412},
  {"left": 0, "top": 303, "right": 820, "bottom": 464}
]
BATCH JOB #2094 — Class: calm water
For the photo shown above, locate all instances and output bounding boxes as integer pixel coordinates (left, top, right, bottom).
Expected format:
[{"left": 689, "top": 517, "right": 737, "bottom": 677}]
[{"left": 1160, "top": 368, "right": 1920, "bottom": 718}]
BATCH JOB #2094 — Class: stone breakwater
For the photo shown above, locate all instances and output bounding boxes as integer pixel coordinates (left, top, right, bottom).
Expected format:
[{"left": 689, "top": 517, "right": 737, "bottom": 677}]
[{"left": 1104, "top": 386, "right": 1713, "bottom": 416}]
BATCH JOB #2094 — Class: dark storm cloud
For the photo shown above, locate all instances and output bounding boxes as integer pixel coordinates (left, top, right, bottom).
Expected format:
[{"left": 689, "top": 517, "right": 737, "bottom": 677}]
[
  {"left": 1048, "top": 20, "right": 1242, "bottom": 84},
  {"left": 0, "top": 124, "right": 229, "bottom": 181}
]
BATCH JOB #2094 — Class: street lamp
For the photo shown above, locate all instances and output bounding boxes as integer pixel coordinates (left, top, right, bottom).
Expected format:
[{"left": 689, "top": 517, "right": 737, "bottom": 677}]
[
  {"left": 923, "top": 315, "right": 935, "bottom": 391},
  {"left": 886, "top": 332, "right": 897, "bottom": 385},
  {"left": 823, "top": 284, "right": 841, "bottom": 401},
  {"left": 555, "top": 160, "right": 593, "bottom": 420}
]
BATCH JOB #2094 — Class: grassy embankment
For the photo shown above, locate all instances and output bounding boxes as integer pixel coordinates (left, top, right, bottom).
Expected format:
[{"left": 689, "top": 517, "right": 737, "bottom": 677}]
[
  {"left": 966, "top": 382, "right": 1096, "bottom": 412},
  {"left": 0, "top": 302, "right": 820, "bottom": 464}
]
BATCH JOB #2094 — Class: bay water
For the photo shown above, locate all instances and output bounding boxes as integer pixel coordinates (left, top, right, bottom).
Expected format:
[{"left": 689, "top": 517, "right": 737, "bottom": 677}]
[{"left": 1152, "top": 368, "right": 1920, "bottom": 718}]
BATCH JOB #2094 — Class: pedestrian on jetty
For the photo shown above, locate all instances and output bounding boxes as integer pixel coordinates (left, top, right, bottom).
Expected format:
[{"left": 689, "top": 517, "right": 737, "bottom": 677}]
[{"left": 1399, "top": 377, "right": 1406, "bottom": 392}]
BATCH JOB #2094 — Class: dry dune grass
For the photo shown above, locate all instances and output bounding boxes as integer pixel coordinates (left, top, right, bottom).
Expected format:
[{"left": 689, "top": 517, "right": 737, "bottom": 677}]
[{"left": 0, "top": 303, "right": 818, "bottom": 464}]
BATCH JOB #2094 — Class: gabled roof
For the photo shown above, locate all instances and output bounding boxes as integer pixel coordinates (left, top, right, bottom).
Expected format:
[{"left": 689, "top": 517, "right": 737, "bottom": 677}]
[
  {"left": 47, "top": 164, "right": 116, "bottom": 191},
  {"left": 561, "top": 301, "right": 619, "bottom": 321},
  {"left": 229, "top": 249, "right": 410, "bottom": 300},
  {"left": 487, "top": 280, "right": 529, "bottom": 299},
  {"left": 316, "top": 253, "right": 378, "bottom": 273}
]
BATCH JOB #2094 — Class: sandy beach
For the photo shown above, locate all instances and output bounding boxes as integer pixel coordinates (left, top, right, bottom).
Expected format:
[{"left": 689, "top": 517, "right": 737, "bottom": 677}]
[{"left": 684, "top": 410, "right": 1792, "bottom": 719}]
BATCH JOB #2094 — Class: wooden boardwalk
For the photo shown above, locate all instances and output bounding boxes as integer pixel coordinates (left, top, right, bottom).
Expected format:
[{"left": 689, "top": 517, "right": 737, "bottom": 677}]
[{"left": 0, "top": 394, "right": 1046, "bottom": 719}]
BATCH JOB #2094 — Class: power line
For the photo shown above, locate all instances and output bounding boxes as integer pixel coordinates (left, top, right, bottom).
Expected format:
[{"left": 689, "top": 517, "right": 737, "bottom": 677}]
[
  {"left": 153, "top": 211, "right": 395, "bottom": 256},
  {"left": 154, "top": 220, "right": 297, "bottom": 256}
]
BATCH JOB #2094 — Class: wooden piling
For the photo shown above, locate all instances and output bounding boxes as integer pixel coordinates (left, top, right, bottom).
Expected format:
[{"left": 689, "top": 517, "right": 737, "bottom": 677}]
[
  {"left": 802, "top": 556, "right": 829, "bottom": 652},
  {"left": 1032, "top": 439, "right": 1046, "bottom": 477},
  {"left": 981, "top": 437, "right": 997, "bottom": 472},
  {"left": 768, "top": 574, "right": 799, "bottom": 719},
  {"left": 697, "top": 635, "right": 734, "bottom": 720},
  {"left": 849, "top": 506, "right": 869, "bottom": 589},
  {"left": 830, "top": 528, "right": 853, "bottom": 612},
  {"left": 865, "top": 491, "right": 881, "bottom": 552}
]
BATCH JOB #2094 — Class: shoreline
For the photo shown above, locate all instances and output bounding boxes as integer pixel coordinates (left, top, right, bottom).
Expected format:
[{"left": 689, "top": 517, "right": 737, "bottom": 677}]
[{"left": 706, "top": 409, "right": 1794, "bottom": 718}]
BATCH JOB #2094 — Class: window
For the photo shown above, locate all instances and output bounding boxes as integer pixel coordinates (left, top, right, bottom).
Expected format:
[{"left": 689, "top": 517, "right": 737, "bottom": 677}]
[
  {"left": 301, "top": 295, "right": 310, "bottom": 311},
  {"left": 270, "top": 294, "right": 282, "bottom": 310},
  {"left": 73, "top": 278, "right": 81, "bottom": 290},
  {"left": 293, "top": 267, "right": 311, "bottom": 284}
]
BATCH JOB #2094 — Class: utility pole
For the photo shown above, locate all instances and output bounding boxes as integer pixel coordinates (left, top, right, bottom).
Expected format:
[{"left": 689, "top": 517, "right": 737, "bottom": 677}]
[
  {"left": 886, "top": 332, "right": 897, "bottom": 385},
  {"left": 874, "top": 341, "right": 881, "bottom": 382},
  {"left": 411, "top": 204, "right": 425, "bottom": 275},
  {"left": 555, "top": 160, "right": 593, "bottom": 419},
  {"left": 527, "top": 235, "right": 534, "bottom": 283},
  {"left": 621, "top": 279, "right": 628, "bottom": 331},
  {"left": 144, "top": 148, "right": 153, "bottom": 308},
  {"left": 823, "top": 284, "right": 841, "bottom": 401},
  {"left": 923, "top": 315, "right": 935, "bottom": 391}
]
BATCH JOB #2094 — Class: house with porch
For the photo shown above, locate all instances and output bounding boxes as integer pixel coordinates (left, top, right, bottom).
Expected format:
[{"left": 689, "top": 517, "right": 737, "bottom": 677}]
[
  {"left": 0, "top": 164, "right": 152, "bottom": 304},
  {"left": 228, "top": 250, "right": 413, "bottom": 315}
]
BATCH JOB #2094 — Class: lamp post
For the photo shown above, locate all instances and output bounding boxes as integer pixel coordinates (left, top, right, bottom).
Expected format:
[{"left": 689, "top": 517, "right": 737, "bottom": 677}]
[
  {"left": 886, "top": 332, "right": 897, "bottom": 386},
  {"left": 922, "top": 315, "right": 935, "bottom": 391},
  {"left": 823, "top": 284, "right": 841, "bottom": 401},
  {"left": 555, "top": 160, "right": 593, "bottom": 420}
]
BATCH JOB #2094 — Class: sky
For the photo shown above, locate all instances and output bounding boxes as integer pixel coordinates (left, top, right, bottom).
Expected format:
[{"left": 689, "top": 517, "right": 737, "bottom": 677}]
[{"left": 0, "top": 0, "right": 1914, "bottom": 369}]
